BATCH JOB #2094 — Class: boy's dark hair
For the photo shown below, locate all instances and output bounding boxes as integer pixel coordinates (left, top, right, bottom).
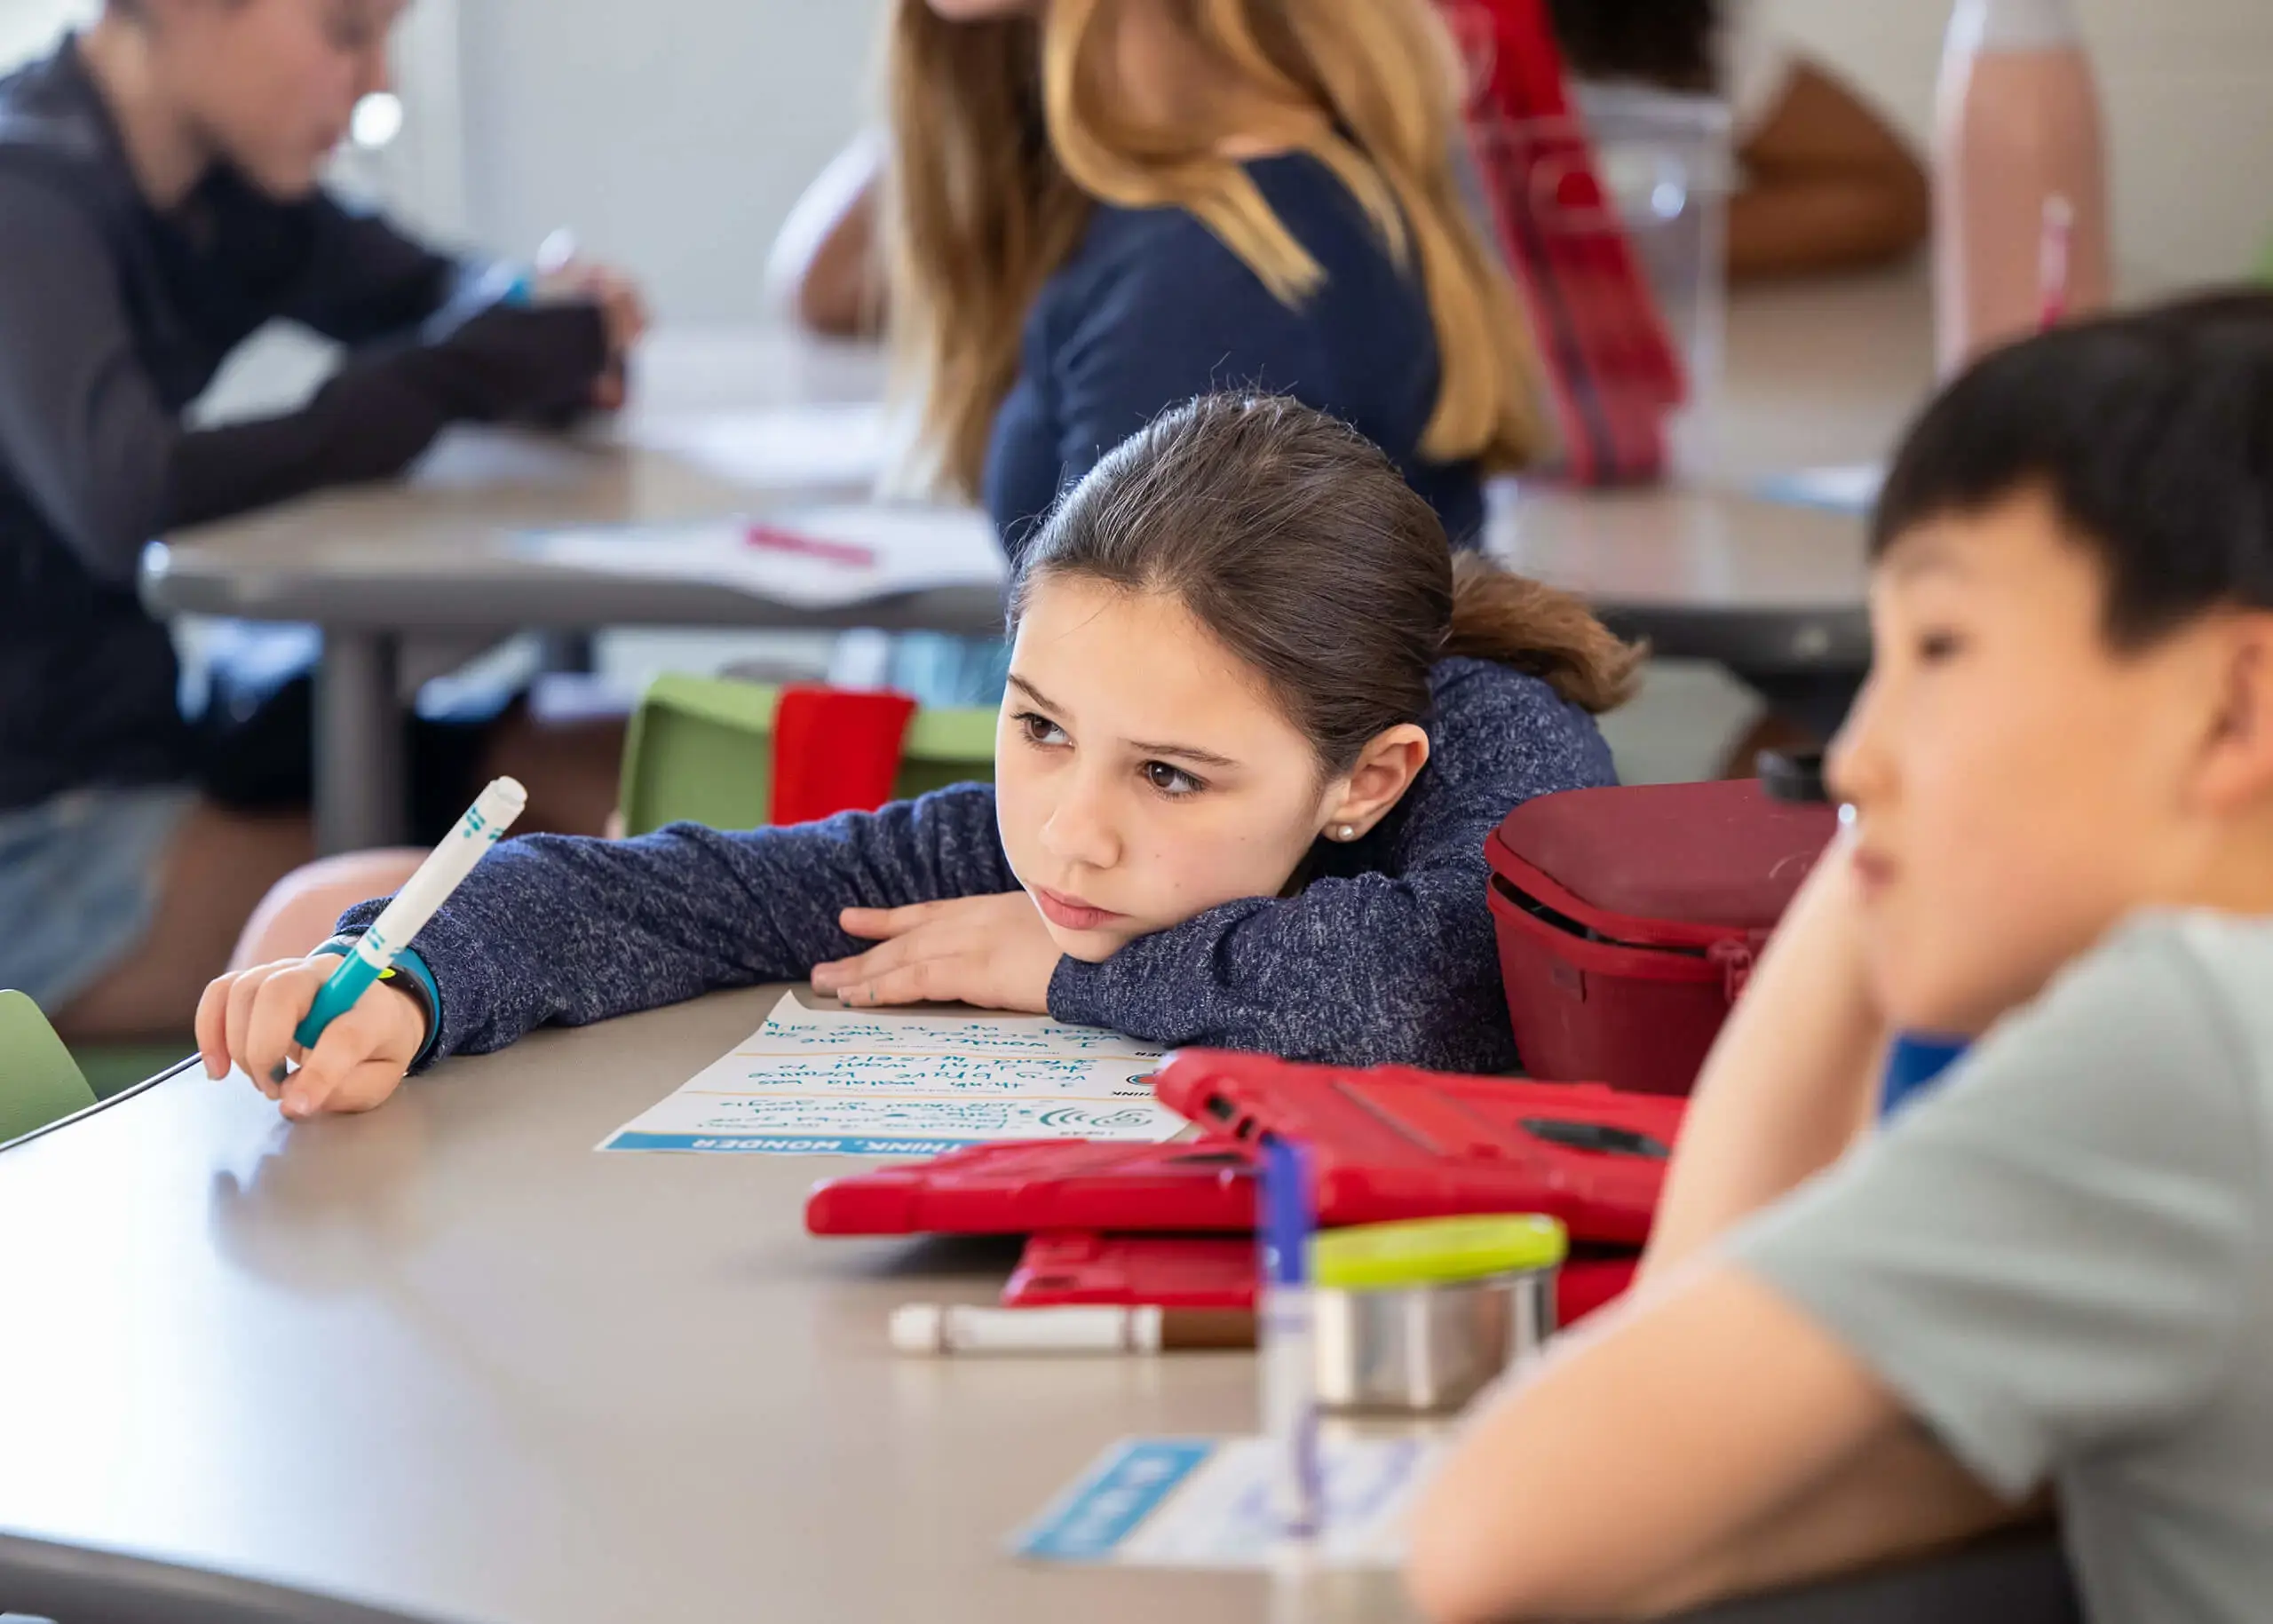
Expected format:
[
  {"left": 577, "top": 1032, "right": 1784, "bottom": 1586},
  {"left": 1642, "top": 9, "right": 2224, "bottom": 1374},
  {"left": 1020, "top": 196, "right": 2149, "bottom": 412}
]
[
  {"left": 1009, "top": 393, "right": 1640, "bottom": 775},
  {"left": 1873, "top": 292, "right": 2273, "bottom": 647}
]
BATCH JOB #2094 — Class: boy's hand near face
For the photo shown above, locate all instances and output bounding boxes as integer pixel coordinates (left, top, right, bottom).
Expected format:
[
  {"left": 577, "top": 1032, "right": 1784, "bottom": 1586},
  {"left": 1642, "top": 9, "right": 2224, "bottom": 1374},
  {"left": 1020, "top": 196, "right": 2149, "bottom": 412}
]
[
  {"left": 812, "top": 894, "right": 1063, "bottom": 1014},
  {"left": 1643, "top": 829, "right": 1889, "bottom": 1279},
  {"left": 195, "top": 959, "right": 425, "bottom": 1120}
]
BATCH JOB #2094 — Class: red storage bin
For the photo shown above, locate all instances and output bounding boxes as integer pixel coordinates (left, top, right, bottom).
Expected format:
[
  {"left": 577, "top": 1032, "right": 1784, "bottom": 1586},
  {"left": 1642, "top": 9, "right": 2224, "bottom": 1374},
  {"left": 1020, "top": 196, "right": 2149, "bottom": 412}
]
[{"left": 1487, "top": 780, "right": 1839, "bottom": 1095}]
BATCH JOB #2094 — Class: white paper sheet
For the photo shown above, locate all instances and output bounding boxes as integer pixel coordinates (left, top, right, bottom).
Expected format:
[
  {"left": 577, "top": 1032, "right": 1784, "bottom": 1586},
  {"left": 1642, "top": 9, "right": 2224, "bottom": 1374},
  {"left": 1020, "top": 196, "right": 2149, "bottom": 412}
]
[
  {"left": 598, "top": 992, "right": 1184, "bottom": 1155},
  {"left": 626, "top": 402, "right": 887, "bottom": 490},
  {"left": 517, "top": 503, "right": 1006, "bottom": 610},
  {"left": 1015, "top": 1435, "right": 1442, "bottom": 1570}
]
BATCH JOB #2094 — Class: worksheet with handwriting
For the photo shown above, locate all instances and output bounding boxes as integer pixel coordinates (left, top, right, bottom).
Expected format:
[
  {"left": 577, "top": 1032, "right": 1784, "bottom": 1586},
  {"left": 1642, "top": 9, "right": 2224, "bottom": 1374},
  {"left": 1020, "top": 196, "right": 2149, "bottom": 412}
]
[{"left": 598, "top": 992, "right": 1183, "bottom": 1156}]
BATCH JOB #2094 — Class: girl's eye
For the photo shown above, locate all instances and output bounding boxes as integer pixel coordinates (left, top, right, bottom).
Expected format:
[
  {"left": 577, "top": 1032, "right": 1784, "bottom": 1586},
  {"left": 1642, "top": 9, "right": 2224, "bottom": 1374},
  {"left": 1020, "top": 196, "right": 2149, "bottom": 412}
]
[
  {"left": 1143, "top": 761, "right": 1203, "bottom": 797},
  {"left": 1016, "top": 711, "right": 1068, "bottom": 748}
]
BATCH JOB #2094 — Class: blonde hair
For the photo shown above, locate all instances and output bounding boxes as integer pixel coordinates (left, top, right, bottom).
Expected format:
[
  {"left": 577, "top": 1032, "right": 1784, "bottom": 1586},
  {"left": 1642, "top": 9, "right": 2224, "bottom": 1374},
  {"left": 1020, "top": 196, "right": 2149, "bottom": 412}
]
[{"left": 883, "top": 0, "right": 1548, "bottom": 499}]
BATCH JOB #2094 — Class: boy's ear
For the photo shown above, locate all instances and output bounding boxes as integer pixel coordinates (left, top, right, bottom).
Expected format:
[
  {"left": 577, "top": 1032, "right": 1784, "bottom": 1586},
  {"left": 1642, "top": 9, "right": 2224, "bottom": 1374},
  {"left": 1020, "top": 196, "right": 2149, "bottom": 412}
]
[
  {"left": 1323, "top": 724, "right": 1430, "bottom": 837},
  {"left": 2193, "top": 615, "right": 2273, "bottom": 813}
]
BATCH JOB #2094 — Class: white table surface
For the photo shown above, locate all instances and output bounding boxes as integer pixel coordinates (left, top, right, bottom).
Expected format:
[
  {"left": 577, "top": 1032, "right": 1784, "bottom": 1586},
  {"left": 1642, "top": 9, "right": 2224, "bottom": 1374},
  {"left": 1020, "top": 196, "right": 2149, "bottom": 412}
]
[
  {"left": 0, "top": 978, "right": 2072, "bottom": 1624},
  {"left": 0, "top": 986, "right": 1416, "bottom": 1624}
]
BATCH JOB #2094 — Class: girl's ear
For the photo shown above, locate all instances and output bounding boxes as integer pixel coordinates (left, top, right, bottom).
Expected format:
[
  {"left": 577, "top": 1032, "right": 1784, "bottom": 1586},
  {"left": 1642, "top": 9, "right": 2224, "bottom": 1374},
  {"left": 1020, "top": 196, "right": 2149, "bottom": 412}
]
[{"left": 1322, "top": 724, "right": 1430, "bottom": 839}]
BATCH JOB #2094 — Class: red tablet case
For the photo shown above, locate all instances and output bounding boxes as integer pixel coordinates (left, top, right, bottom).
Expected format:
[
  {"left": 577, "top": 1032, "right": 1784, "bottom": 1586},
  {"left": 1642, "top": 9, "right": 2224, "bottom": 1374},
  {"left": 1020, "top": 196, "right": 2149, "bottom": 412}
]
[
  {"left": 1002, "top": 1231, "right": 1641, "bottom": 1329},
  {"left": 806, "top": 1058, "right": 1683, "bottom": 1248},
  {"left": 803, "top": 1137, "right": 1255, "bottom": 1237},
  {"left": 1152, "top": 1052, "right": 1683, "bottom": 1247},
  {"left": 1004, "top": 1232, "right": 1260, "bottom": 1311},
  {"left": 1558, "top": 1251, "right": 1640, "bottom": 1326}
]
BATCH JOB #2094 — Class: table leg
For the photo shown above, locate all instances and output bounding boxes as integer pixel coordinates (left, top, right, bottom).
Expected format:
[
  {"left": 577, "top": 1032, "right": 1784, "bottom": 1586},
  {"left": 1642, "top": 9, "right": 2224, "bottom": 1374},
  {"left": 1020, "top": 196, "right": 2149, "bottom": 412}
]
[
  {"left": 316, "top": 630, "right": 408, "bottom": 855},
  {"left": 535, "top": 630, "right": 598, "bottom": 675}
]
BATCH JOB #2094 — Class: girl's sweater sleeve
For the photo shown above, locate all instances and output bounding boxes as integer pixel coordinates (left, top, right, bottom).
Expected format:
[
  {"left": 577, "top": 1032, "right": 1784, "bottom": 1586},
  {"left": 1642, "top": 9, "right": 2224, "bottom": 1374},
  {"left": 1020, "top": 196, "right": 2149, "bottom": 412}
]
[
  {"left": 336, "top": 784, "right": 1015, "bottom": 1062},
  {"left": 1049, "top": 663, "right": 1616, "bottom": 1073}
]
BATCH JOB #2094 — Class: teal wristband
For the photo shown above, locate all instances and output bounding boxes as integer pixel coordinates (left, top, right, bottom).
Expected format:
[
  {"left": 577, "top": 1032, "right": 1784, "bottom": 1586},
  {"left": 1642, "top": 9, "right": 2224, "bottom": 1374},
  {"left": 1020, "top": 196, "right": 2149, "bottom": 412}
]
[{"left": 308, "top": 938, "right": 442, "bottom": 1070}]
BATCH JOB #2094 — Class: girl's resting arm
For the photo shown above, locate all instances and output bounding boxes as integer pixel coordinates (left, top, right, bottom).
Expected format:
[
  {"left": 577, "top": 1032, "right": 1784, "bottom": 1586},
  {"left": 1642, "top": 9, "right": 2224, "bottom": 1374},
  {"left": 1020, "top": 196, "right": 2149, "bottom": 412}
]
[
  {"left": 1051, "top": 665, "right": 1614, "bottom": 1073},
  {"left": 334, "top": 785, "right": 1015, "bottom": 1063}
]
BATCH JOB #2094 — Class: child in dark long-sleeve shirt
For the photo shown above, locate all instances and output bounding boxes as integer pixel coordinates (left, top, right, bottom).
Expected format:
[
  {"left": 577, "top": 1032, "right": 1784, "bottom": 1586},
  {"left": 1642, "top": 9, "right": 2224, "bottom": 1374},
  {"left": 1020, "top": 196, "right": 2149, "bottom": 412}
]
[
  {"left": 201, "top": 395, "right": 1637, "bottom": 1114},
  {"left": 0, "top": 6, "right": 643, "bottom": 1038}
]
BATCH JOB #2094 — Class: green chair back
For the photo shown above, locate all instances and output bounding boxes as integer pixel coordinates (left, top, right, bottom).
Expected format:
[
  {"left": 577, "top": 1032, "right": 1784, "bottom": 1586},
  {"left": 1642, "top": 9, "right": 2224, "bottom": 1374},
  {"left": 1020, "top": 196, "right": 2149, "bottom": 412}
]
[
  {"left": 0, "top": 990, "right": 99, "bottom": 1145},
  {"left": 620, "top": 675, "right": 997, "bottom": 836},
  {"left": 895, "top": 705, "right": 1003, "bottom": 800},
  {"left": 71, "top": 1041, "right": 195, "bottom": 1100}
]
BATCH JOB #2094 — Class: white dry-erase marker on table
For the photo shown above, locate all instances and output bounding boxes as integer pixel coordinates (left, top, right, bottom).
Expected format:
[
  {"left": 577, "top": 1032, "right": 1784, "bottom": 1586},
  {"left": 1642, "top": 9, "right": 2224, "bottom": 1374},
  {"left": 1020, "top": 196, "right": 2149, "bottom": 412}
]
[
  {"left": 891, "top": 1303, "right": 1255, "bottom": 1357},
  {"left": 284, "top": 777, "right": 527, "bottom": 1066}
]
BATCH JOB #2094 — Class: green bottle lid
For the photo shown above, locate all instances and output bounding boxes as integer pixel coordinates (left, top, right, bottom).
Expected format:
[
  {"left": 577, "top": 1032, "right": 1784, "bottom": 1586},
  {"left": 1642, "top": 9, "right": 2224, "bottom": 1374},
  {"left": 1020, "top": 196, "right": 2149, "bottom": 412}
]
[{"left": 1311, "top": 1214, "right": 1569, "bottom": 1292}]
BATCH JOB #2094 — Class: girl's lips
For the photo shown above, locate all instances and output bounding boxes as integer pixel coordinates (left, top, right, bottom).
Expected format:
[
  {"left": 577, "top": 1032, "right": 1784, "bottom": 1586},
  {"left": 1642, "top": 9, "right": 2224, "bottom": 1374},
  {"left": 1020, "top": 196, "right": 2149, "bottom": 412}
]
[{"left": 1031, "top": 884, "right": 1123, "bottom": 932}]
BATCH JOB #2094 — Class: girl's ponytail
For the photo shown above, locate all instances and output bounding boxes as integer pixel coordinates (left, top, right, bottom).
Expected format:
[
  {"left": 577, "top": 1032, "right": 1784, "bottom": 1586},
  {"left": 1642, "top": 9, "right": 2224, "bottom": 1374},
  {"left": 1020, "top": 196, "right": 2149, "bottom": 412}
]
[{"left": 1445, "top": 554, "right": 1643, "bottom": 715}]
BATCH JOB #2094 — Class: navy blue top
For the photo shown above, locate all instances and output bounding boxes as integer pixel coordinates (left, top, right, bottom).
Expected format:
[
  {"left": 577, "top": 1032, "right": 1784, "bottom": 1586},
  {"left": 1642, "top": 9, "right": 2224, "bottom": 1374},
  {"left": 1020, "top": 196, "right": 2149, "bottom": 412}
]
[
  {"left": 982, "top": 152, "right": 1485, "bottom": 558},
  {"left": 343, "top": 658, "right": 1616, "bottom": 1076}
]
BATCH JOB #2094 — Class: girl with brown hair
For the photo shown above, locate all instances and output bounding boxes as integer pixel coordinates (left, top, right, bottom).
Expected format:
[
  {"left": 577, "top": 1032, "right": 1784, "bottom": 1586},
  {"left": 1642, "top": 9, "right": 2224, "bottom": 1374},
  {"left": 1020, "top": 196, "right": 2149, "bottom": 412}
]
[
  {"left": 199, "top": 394, "right": 1635, "bottom": 1116},
  {"left": 773, "top": 0, "right": 1548, "bottom": 555}
]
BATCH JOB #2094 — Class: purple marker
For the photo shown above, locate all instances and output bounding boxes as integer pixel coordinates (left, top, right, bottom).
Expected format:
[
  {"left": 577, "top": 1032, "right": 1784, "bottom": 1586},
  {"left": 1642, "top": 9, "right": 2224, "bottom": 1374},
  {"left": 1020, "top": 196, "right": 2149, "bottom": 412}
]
[{"left": 1261, "top": 1135, "right": 1322, "bottom": 1539}]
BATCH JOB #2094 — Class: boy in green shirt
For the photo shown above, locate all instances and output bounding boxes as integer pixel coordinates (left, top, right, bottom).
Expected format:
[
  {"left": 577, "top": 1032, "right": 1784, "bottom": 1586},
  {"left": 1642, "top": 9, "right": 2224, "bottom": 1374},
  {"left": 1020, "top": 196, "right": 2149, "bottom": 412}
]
[{"left": 1410, "top": 294, "right": 2273, "bottom": 1624}]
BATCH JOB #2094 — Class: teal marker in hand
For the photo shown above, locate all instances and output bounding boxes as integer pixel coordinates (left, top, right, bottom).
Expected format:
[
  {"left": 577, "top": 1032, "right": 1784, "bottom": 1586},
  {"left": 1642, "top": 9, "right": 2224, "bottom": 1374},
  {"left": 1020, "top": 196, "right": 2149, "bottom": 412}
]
[{"left": 287, "top": 778, "right": 527, "bottom": 1067}]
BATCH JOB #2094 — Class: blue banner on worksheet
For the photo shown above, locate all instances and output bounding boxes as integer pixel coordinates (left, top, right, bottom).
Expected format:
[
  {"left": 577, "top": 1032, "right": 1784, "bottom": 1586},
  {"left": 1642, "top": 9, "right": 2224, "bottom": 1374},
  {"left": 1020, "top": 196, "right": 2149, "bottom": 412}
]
[
  {"left": 600, "top": 1132, "right": 985, "bottom": 1156},
  {"left": 1016, "top": 1438, "right": 1216, "bottom": 1562}
]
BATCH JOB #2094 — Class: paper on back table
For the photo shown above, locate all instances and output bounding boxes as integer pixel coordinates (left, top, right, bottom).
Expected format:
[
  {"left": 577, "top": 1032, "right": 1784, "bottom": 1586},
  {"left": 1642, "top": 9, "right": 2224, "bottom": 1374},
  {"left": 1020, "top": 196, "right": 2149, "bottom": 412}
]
[
  {"left": 598, "top": 992, "right": 1184, "bottom": 1155},
  {"left": 625, "top": 401, "right": 888, "bottom": 490},
  {"left": 517, "top": 503, "right": 1006, "bottom": 610}
]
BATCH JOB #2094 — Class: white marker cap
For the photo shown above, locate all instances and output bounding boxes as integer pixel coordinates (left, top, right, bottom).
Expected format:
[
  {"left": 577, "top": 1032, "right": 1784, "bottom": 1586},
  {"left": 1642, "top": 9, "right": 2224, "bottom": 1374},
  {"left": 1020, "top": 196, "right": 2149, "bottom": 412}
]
[{"left": 890, "top": 1303, "right": 946, "bottom": 1355}]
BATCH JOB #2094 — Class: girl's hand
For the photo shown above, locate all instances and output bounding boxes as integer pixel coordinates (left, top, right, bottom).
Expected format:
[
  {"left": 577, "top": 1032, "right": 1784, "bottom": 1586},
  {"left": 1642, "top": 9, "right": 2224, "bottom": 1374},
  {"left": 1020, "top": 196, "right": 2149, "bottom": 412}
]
[
  {"left": 194, "top": 958, "right": 426, "bottom": 1120},
  {"left": 811, "top": 894, "right": 1064, "bottom": 1014}
]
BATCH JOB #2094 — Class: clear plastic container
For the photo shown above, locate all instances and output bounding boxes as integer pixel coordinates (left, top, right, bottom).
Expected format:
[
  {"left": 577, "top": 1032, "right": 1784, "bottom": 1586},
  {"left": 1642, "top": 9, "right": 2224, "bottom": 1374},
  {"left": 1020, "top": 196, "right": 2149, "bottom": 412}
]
[{"left": 1467, "top": 84, "right": 1735, "bottom": 479}]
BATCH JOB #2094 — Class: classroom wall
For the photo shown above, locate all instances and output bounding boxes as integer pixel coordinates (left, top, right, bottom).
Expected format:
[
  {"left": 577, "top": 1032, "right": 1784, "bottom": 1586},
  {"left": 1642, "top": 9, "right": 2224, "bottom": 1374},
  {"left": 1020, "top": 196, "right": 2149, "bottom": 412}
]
[
  {"left": 454, "top": 0, "right": 888, "bottom": 322},
  {"left": 0, "top": 0, "right": 90, "bottom": 64}
]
